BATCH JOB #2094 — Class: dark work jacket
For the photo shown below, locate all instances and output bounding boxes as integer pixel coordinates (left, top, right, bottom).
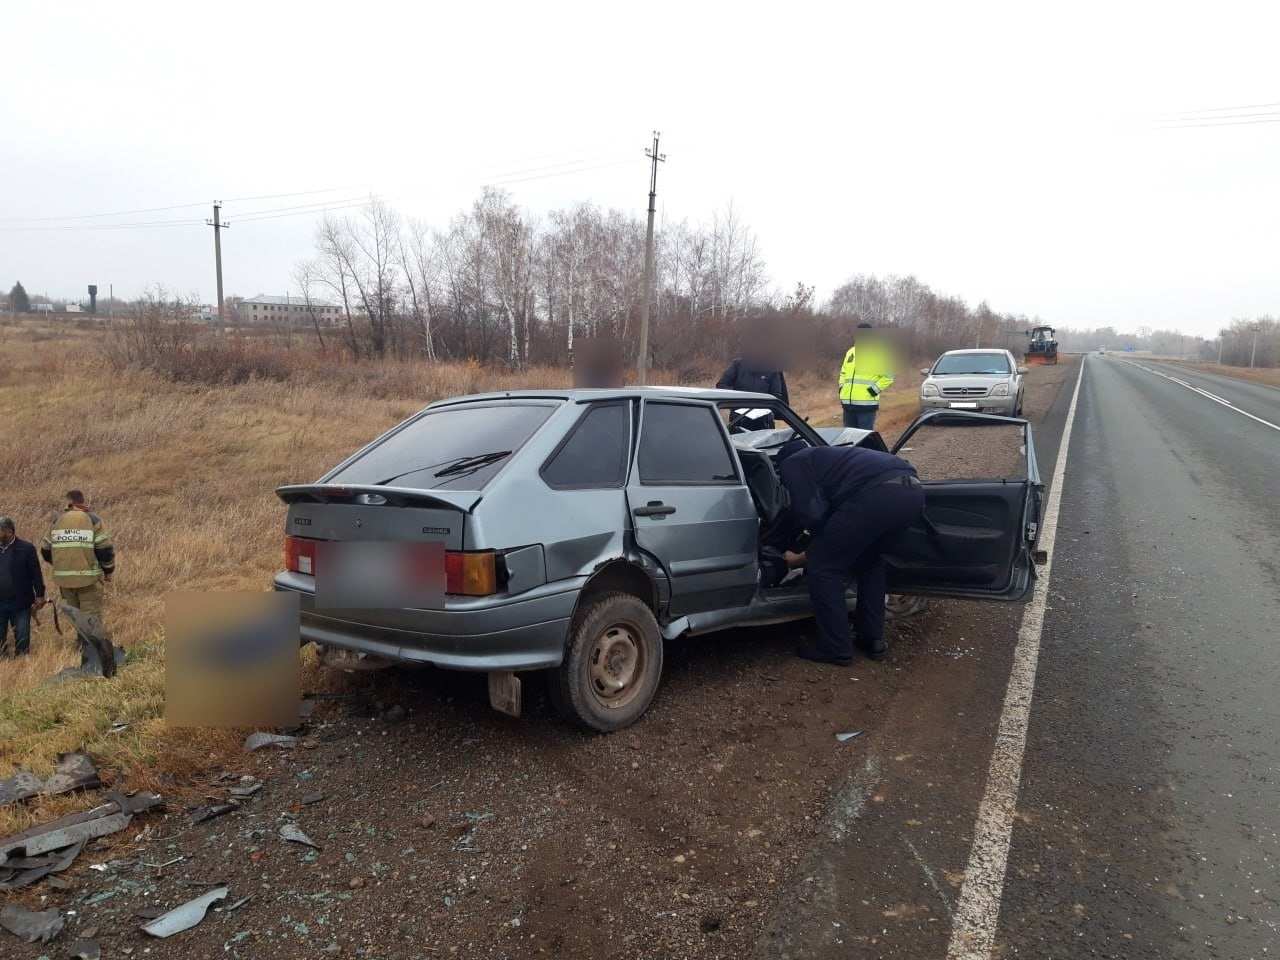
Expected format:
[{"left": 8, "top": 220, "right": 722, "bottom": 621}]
[
  {"left": 717, "top": 359, "right": 789, "bottom": 404},
  {"left": 778, "top": 446, "right": 916, "bottom": 534},
  {"left": 0, "top": 538, "right": 46, "bottom": 607}
]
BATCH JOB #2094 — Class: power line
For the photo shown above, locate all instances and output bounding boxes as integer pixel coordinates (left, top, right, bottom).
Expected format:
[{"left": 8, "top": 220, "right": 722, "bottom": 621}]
[
  {"left": 225, "top": 196, "right": 369, "bottom": 219},
  {"left": 1161, "top": 100, "right": 1280, "bottom": 118},
  {"left": 232, "top": 201, "right": 369, "bottom": 224},
  {"left": 0, "top": 199, "right": 371, "bottom": 232},
  {"left": 482, "top": 154, "right": 631, "bottom": 182},
  {"left": 0, "top": 200, "right": 211, "bottom": 224},
  {"left": 1157, "top": 115, "right": 1280, "bottom": 129},
  {"left": 486, "top": 158, "right": 636, "bottom": 187},
  {"left": 223, "top": 187, "right": 350, "bottom": 203}
]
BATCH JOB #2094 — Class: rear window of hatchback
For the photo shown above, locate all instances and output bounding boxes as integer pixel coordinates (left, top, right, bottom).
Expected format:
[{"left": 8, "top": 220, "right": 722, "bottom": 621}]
[{"left": 326, "top": 401, "right": 558, "bottom": 491}]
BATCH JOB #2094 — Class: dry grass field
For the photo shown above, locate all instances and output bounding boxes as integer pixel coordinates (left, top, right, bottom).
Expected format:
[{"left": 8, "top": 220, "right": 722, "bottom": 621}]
[
  {"left": 0, "top": 319, "right": 919, "bottom": 836},
  {"left": 1167, "top": 359, "right": 1280, "bottom": 388}
]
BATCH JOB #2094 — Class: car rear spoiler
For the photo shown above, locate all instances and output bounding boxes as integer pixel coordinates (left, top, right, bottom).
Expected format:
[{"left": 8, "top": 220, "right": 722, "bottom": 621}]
[{"left": 274, "top": 483, "right": 483, "bottom": 512}]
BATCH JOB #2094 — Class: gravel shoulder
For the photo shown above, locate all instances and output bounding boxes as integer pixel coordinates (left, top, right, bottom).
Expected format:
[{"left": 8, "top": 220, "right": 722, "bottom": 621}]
[{"left": 0, "top": 361, "right": 1079, "bottom": 960}]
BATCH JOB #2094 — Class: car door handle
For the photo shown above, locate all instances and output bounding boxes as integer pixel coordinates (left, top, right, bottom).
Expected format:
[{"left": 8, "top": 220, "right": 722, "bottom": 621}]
[{"left": 634, "top": 501, "right": 677, "bottom": 518}]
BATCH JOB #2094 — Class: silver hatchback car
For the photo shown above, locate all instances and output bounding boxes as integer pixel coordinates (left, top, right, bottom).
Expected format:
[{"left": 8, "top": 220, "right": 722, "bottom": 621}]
[
  {"left": 920, "top": 349, "right": 1027, "bottom": 416},
  {"left": 274, "top": 388, "right": 1043, "bottom": 732}
]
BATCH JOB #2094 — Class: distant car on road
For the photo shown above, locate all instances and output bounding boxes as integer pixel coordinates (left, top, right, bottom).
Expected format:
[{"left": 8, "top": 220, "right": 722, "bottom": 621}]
[
  {"left": 920, "top": 349, "right": 1026, "bottom": 416},
  {"left": 274, "top": 388, "right": 1043, "bottom": 732}
]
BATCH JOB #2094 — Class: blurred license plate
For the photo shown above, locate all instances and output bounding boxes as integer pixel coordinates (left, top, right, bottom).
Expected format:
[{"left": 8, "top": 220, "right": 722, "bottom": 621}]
[
  {"left": 949, "top": 402, "right": 979, "bottom": 409},
  {"left": 314, "top": 541, "right": 445, "bottom": 610}
]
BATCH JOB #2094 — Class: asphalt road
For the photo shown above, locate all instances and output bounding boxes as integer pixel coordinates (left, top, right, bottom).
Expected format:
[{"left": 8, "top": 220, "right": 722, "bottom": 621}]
[
  {"left": 760, "top": 355, "right": 1280, "bottom": 959},
  {"left": 995, "top": 356, "right": 1280, "bottom": 959}
]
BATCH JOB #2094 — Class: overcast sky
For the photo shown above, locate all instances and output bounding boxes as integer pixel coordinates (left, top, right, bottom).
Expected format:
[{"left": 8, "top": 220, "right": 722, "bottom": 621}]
[{"left": 3, "top": 1, "right": 1277, "bottom": 337}]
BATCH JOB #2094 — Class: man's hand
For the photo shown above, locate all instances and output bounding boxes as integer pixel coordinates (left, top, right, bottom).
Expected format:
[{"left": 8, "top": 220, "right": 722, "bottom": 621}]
[
  {"left": 784, "top": 550, "right": 808, "bottom": 570},
  {"left": 32, "top": 598, "right": 48, "bottom": 612}
]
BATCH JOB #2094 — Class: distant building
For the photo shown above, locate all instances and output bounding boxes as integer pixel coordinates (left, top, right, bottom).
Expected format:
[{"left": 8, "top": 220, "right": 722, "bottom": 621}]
[
  {"left": 241, "top": 294, "right": 346, "bottom": 326},
  {"left": 65, "top": 303, "right": 83, "bottom": 313},
  {"left": 32, "top": 303, "right": 54, "bottom": 314}
]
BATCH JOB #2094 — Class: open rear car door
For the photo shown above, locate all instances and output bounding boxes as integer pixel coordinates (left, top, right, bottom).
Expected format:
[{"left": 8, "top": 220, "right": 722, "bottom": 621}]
[{"left": 883, "top": 410, "right": 1043, "bottom": 601}]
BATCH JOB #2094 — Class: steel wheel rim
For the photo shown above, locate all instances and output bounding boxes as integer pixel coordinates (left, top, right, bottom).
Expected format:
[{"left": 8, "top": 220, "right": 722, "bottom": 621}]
[{"left": 588, "top": 623, "right": 645, "bottom": 709}]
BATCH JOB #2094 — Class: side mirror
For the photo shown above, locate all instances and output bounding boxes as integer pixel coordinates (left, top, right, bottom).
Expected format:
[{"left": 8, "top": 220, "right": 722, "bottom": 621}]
[
  {"left": 919, "top": 368, "right": 930, "bottom": 376},
  {"left": 1016, "top": 366, "right": 1028, "bottom": 375}
]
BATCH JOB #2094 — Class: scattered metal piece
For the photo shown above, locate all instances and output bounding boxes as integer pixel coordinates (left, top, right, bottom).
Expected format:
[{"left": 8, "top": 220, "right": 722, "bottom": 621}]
[
  {"left": 0, "top": 792, "right": 161, "bottom": 861},
  {"left": 70, "top": 937, "right": 101, "bottom": 960},
  {"left": 0, "top": 752, "right": 100, "bottom": 808},
  {"left": 0, "top": 903, "right": 65, "bottom": 943},
  {"left": 16, "top": 813, "right": 130, "bottom": 859},
  {"left": 224, "top": 894, "right": 254, "bottom": 912},
  {"left": 244, "top": 732, "right": 298, "bottom": 752},
  {"left": 279, "top": 823, "right": 321, "bottom": 849},
  {"left": 835, "top": 731, "right": 865, "bottom": 742},
  {"left": 0, "top": 841, "right": 84, "bottom": 891},
  {"left": 0, "top": 771, "right": 43, "bottom": 807},
  {"left": 229, "top": 780, "right": 263, "bottom": 800},
  {"left": 109, "top": 721, "right": 130, "bottom": 734},
  {"left": 191, "top": 803, "right": 237, "bottom": 825},
  {"left": 141, "top": 886, "right": 229, "bottom": 938},
  {"left": 464, "top": 811, "right": 495, "bottom": 823}
]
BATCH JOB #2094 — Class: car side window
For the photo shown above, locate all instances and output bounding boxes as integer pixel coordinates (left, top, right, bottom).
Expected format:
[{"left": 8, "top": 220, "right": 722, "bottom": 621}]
[
  {"left": 541, "top": 402, "right": 630, "bottom": 489},
  {"left": 638, "top": 402, "right": 738, "bottom": 484}
]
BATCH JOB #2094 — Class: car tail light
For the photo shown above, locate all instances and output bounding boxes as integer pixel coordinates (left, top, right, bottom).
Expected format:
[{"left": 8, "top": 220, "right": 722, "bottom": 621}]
[
  {"left": 285, "top": 535, "right": 317, "bottom": 576},
  {"left": 446, "top": 550, "right": 499, "bottom": 596}
]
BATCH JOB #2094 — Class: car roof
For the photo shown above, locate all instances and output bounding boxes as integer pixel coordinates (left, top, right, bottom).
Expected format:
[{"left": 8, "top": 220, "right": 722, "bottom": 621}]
[
  {"left": 938, "top": 348, "right": 1011, "bottom": 356},
  {"left": 428, "top": 386, "right": 779, "bottom": 409}
]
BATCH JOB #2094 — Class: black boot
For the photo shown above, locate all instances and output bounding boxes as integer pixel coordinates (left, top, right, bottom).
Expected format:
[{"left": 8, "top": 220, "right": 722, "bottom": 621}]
[
  {"left": 858, "top": 635, "right": 888, "bottom": 661},
  {"left": 795, "top": 641, "right": 853, "bottom": 667}
]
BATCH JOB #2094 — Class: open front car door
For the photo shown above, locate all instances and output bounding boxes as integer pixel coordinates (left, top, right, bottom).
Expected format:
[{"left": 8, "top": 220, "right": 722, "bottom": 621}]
[{"left": 883, "top": 410, "right": 1044, "bottom": 601}]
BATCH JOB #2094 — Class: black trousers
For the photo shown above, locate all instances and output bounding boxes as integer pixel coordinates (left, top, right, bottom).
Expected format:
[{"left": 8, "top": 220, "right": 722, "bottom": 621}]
[
  {"left": 842, "top": 405, "right": 878, "bottom": 429},
  {"left": 805, "top": 479, "right": 925, "bottom": 657}
]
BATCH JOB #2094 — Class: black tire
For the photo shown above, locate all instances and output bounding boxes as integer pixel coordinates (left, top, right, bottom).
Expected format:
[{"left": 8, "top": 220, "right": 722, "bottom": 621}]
[{"left": 550, "top": 592, "right": 663, "bottom": 733}]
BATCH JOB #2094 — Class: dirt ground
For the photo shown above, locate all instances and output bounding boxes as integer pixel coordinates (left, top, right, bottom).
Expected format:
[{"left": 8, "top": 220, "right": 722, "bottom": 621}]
[
  {"left": 898, "top": 361, "right": 1075, "bottom": 481},
  {"left": 0, "top": 355, "right": 1077, "bottom": 960}
]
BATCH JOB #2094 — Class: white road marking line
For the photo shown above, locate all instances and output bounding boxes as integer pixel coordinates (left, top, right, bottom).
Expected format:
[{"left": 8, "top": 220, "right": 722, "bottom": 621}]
[
  {"left": 1196, "top": 388, "right": 1231, "bottom": 405},
  {"left": 1116, "top": 358, "right": 1280, "bottom": 433},
  {"left": 945, "top": 356, "right": 1087, "bottom": 960}
]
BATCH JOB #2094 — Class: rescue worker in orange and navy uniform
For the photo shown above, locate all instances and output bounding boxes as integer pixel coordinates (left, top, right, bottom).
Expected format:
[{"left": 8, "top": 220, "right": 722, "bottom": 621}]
[{"left": 40, "top": 491, "right": 117, "bottom": 675}]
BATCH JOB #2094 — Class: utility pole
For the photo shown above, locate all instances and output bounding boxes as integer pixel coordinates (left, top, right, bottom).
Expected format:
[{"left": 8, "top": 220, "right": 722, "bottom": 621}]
[
  {"left": 206, "top": 202, "right": 230, "bottom": 323},
  {"left": 636, "top": 131, "right": 665, "bottom": 385},
  {"left": 1250, "top": 324, "right": 1259, "bottom": 368}
]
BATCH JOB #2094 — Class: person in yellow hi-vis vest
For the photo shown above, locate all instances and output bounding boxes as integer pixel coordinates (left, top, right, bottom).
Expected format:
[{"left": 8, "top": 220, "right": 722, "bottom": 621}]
[
  {"left": 838, "top": 322, "right": 896, "bottom": 430},
  {"left": 40, "top": 490, "right": 115, "bottom": 619}
]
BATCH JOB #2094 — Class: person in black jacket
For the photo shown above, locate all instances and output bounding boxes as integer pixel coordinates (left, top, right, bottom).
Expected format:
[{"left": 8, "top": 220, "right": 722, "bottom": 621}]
[
  {"left": 776, "top": 443, "right": 924, "bottom": 665},
  {"left": 0, "top": 516, "right": 46, "bottom": 657},
  {"left": 717, "top": 320, "right": 790, "bottom": 432}
]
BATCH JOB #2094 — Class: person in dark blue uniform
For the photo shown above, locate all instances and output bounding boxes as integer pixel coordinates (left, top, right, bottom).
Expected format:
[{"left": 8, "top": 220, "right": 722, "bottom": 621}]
[{"left": 776, "top": 443, "right": 924, "bottom": 664}]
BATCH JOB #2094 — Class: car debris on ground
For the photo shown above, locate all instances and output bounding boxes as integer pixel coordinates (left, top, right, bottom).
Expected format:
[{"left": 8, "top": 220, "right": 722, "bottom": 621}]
[
  {"left": 140, "top": 885, "right": 228, "bottom": 938},
  {"left": 279, "top": 822, "right": 321, "bottom": 849},
  {"left": 0, "top": 903, "right": 65, "bottom": 943},
  {"left": 244, "top": 732, "right": 298, "bottom": 752},
  {"left": 0, "top": 751, "right": 101, "bottom": 807},
  {"left": 835, "top": 730, "right": 866, "bottom": 742},
  {"left": 0, "top": 792, "right": 163, "bottom": 893}
]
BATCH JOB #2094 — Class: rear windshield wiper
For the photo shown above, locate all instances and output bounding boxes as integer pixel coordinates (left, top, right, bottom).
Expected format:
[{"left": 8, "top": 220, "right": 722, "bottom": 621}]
[
  {"left": 432, "top": 450, "right": 512, "bottom": 479},
  {"left": 374, "top": 451, "right": 512, "bottom": 487}
]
